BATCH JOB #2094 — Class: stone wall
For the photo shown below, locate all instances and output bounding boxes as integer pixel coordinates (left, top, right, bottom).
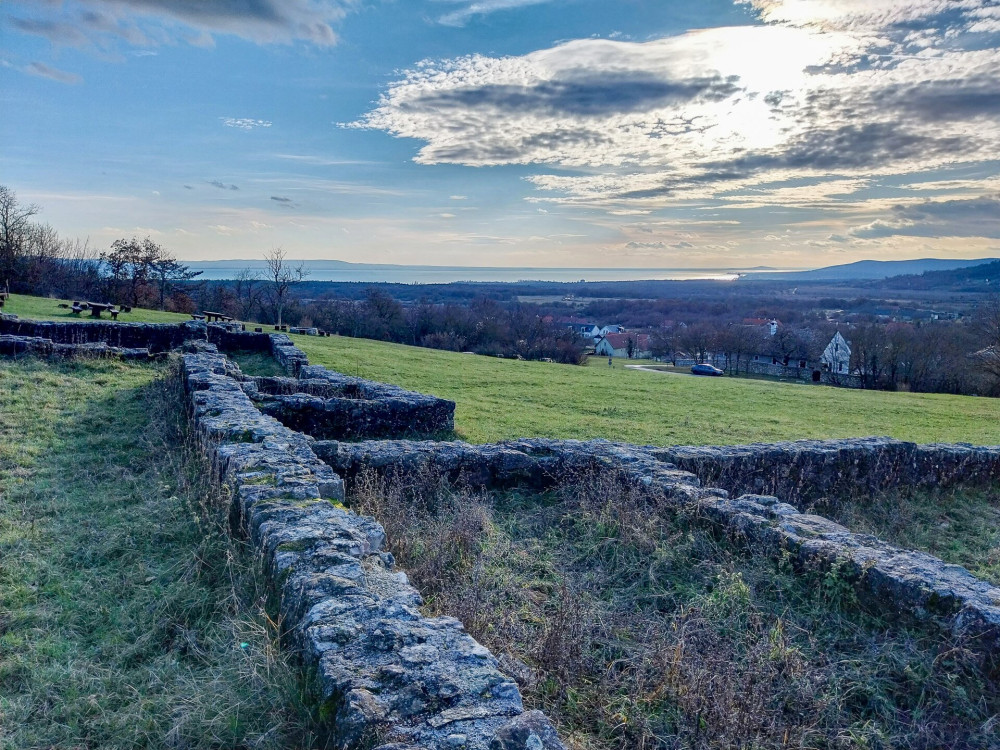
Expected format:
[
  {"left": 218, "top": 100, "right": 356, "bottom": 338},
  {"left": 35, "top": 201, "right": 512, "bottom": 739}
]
[
  {"left": 651, "top": 437, "right": 1000, "bottom": 508},
  {"left": 0, "top": 334, "right": 156, "bottom": 359},
  {"left": 181, "top": 345, "right": 564, "bottom": 750},
  {"left": 0, "top": 317, "right": 202, "bottom": 352},
  {"left": 245, "top": 367, "right": 456, "bottom": 440},
  {"left": 316, "top": 437, "right": 1000, "bottom": 677}
]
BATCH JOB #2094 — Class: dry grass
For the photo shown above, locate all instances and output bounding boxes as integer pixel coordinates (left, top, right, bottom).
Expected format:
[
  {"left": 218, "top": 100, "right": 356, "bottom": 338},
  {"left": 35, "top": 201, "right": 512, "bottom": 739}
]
[{"left": 351, "top": 469, "right": 1000, "bottom": 750}]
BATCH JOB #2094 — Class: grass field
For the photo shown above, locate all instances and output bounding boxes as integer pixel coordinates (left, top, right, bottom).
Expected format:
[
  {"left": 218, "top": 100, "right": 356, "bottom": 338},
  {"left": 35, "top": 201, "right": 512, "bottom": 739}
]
[
  {"left": 9, "top": 293, "right": 1000, "bottom": 446},
  {"left": 0, "top": 358, "right": 323, "bottom": 748},
  {"left": 3, "top": 292, "right": 191, "bottom": 324},
  {"left": 295, "top": 335, "right": 1000, "bottom": 445}
]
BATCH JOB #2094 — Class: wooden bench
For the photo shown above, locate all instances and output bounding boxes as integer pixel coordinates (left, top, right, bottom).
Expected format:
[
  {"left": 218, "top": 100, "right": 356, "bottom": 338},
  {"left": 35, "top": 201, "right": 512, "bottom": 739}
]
[
  {"left": 86, "top": 302, "right": 113, "bottom": 318},
  {"left": 191, "top": 314, "right": 206, "bottom": 321},
  {"left": 71, "top": 302, "right": 89, "bottom": 315}
]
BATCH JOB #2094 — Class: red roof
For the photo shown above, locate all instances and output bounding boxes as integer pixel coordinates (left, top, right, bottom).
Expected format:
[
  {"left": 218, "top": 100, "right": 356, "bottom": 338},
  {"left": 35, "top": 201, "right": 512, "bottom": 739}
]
[{"left": 601, "top": 332, "right": 650, "bottom": 350}]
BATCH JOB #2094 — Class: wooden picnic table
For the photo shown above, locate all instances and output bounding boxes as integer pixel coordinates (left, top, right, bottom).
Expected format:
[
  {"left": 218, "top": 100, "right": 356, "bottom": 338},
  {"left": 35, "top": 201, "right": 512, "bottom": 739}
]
[
  {"left": 86, "top": 302, "right": 113, "bottom": 318},
  {"left": 201, "top": 310, "right": 234, "bottom": 323}
]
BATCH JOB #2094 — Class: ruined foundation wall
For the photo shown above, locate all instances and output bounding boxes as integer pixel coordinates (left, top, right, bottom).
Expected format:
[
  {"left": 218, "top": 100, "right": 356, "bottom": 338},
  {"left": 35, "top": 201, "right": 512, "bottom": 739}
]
[
  {"left": 0, "top": 317, "right": 201, "bottom": 351},
  {"left": 245, "top": 367, "right": 456, "bottom": 440},
  {"left": 317, "top": 437, "right": 1000, "bottom": 675},
  {"left": 651, "top": 437, "right": 1000, "bottom": 507},
  {"left": 181, "top": 346, "right": 564, "bottom": 750}
]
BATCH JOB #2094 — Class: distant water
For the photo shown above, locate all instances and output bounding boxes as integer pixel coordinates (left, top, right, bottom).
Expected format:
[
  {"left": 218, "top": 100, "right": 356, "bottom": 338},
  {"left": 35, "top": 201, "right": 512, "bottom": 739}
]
[{"left": 186, "top": 262, "right": 782, "bottom": 284}]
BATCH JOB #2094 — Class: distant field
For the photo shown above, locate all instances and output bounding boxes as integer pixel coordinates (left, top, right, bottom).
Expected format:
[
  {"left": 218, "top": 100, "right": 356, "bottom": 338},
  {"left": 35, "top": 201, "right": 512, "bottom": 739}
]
[
  {"left": 296, "top": 335, "right": 1000, "bottom": 445},
  {"left": 9, "top": 293, "right": 999, "bottom": 446}
]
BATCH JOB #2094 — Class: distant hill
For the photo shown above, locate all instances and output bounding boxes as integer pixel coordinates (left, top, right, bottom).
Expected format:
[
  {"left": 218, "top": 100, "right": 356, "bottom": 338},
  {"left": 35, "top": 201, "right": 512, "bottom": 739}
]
[
  {"left": 876, "top": 259, "right": 1000, "bottom": 291},
  {"left": 746, "top": 257, "right": 999, "bottom": 282}
]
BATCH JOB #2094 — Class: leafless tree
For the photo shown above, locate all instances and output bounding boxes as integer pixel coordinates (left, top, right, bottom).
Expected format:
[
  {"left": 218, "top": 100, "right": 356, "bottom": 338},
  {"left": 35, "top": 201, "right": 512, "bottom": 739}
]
[
  {"left": 975, "top": 294, "right": 1000, "bottom": 382},
  {"left": 233, "top": 267, "right": 263, "bottom": 321},
  {"left": 264, "top": 247, "right": 306, "bottom": 327},
  {"left": 0, "top": 185, "right": 40, "bottom": 289}
]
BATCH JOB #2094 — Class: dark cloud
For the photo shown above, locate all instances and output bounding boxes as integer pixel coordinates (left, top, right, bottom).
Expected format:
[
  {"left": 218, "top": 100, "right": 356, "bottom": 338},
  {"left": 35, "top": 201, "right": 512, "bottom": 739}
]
[
  {"left": 413, "top": 74, "right": 741, "bottom": 117},
  {"left": 209, "top": 180, "right": 239, "bottom": 190},
  {"left": 9, "top": 0, "right": 348, "bottom": 49},
  {"left": 851, "top": 195, "right": 1000, "bottom": 239},
  {"left": 270, "top": 195, "right": 296, "bottom": 207},
  {"left": 803, "top": 78, "right": 1000, "bottom": 127}
]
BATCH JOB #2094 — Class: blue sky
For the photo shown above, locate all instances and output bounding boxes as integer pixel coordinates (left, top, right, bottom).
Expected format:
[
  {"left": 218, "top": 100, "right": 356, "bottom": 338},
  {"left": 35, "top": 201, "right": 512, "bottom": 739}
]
[{"left": 3, "top": 0, "right": 1000, "bottom": 268}]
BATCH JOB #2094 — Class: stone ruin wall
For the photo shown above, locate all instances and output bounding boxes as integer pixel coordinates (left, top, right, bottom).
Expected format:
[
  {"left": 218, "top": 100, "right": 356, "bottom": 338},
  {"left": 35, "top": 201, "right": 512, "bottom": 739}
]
[
  {"left": 653, "top": 438, "right": 1000, "bottom": 508},
  {"left": 316, "top": 437, "right": 1000, "bottom": 675},
  {"left": 181, "top": 343, "right": 560, "bottom": 749},
  {"left": 3, "top": 315, "right": 1000, "bottom": 744}
]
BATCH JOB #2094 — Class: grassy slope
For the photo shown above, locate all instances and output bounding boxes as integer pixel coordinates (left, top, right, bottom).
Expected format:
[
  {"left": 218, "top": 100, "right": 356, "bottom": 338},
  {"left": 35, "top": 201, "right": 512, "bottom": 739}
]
[
  {"left": 0, "top": 358, "right": 320, "bottom": 748},
  {"left": 296, "top": 335, "right": 1000, "bottom": 445},
  {"left": 10, "top": 293, "right": 999, "bottom": 446},
  {"left": 4, "top": 292, "right": 191, "bottom": 324}
]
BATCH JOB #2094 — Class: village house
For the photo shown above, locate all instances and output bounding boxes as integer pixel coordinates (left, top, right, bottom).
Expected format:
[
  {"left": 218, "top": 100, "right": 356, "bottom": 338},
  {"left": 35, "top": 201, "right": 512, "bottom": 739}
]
[
  {"left": 821, "top": 331, "right": 851, "bottom": 374},
  {"left": 595, "top": 332, "right": 652, "bottom": 359},
  {"left": 743, "top": 317, "right": 781, "bottom": 336}
]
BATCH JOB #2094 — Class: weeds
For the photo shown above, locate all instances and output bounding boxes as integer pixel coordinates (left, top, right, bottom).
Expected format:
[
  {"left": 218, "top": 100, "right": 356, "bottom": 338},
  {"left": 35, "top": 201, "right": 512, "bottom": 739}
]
[
  {"left": 0, "top": 357, "right": 325, "bottom": 749},
  {"left": 351, "top": 468, "right": 1000, "bottom": 750}
]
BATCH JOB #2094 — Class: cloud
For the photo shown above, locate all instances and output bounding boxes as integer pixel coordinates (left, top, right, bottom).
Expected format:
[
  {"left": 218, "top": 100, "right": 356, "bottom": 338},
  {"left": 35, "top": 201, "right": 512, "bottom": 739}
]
[
  {"left": 8, "top": 0, "right": 355, "bottom": 51},
  {"left": 24, "top": 61, "right": 83, "bottom": 84},
  {"left": 270, "top": 195, "right": 293, "bottom": 203},
  {"left": 359, "top": 2, "right": 1000, "bottom": 214},
  {"left": 850, "top": 194, "right": 1000, "bottom": 238},
  {"left": 436, "top": 0, "right": 556, "bottom": 27},
  {"left": 209, "top": 180, "right": 239, "bottom": 190},
  {"left": 222, "top": 117, "right": 273, "bottom": 130}
]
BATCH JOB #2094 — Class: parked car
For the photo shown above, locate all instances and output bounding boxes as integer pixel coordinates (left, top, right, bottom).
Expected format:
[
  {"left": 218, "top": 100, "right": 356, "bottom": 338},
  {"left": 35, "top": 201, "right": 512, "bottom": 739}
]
[{"left": 691, "top": 363, "right": 724, "bottom": 376}]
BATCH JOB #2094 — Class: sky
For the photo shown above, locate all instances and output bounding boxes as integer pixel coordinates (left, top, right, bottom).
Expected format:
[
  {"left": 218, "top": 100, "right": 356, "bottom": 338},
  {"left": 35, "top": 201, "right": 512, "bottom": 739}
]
[{"left": 2, "top": 0, "right": 1000, "bottom": 269}]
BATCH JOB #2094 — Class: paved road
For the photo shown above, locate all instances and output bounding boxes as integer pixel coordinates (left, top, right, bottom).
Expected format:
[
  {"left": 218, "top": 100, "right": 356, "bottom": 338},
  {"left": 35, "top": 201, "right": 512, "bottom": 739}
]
[{"left": 624, "top": 364, "right": 695, "bottom": 377}]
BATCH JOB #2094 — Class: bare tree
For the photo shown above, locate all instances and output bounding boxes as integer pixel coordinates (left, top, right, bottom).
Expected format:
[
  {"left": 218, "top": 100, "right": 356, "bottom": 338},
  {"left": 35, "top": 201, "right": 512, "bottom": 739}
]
[
  {"left": 975, "top": 294, "right": 1000, "bottom": 382},
  {"left": 264, "top": 247, "right": 306, "bottom": 327},
  {"left": 233, "top": 267, "right": 263, "bottom": 321},
  {"left": 0, "top": 185, "right": 40, "bottom": 290}
]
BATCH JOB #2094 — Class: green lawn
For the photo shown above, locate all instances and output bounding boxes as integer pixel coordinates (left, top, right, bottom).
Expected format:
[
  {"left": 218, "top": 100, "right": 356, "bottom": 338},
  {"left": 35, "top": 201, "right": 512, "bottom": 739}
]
[
  {"left": 9, "top": 293, "right": 999, "bottom": 447},
  {"left": 3, "top": 292, "right": 192, "bottom": 324},
  {"left": 296, "top": 335, "right": 1000, "bottom": 445},
  {"left": 0, "top": 358, "right": 320, "bottom": 748}
]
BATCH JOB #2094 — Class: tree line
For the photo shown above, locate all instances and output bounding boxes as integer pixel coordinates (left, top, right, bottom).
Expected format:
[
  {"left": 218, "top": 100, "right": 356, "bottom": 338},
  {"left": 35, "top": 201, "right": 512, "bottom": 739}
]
[{"left": 648, "top": 315, "right": 1000, "bottom": 396}]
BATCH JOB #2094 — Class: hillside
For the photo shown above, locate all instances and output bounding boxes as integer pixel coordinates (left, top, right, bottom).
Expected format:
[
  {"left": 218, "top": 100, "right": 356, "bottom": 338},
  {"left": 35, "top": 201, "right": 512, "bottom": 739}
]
[
  {"left": 876, "top": 258, "right": 1000, "bottom": 291},
  {"left": 9, "top": 293, "right": 1000, "bottom": 446},
  {"left": 747, "top": 256, "right": 999, "bottom": 282},
  {"left": 294, "top": 335, "right": 1000, "bottom": 445}
]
